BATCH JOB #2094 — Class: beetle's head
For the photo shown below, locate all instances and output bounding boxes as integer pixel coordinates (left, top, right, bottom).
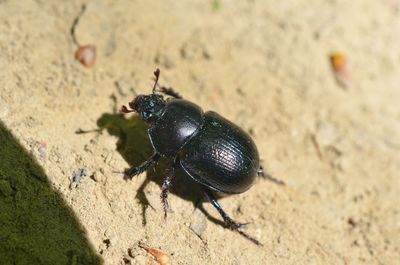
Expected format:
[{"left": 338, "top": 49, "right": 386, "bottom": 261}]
[
  {"left": 122, "top": 94, "right": 165, "bottom": 123},
  {"left": 120, "top": 68, "right": 166, "bottom": 123}
]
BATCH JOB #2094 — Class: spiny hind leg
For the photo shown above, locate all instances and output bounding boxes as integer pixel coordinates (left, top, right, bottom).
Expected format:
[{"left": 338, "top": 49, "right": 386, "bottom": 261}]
[{"left": 203, "top": 188, "right": 261, "bottom": 245}]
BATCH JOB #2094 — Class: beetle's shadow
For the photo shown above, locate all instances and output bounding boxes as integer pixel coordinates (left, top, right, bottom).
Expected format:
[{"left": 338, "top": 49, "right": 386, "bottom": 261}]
[{"left": 96, "top": 113, "right": 224, "bottom": 227}]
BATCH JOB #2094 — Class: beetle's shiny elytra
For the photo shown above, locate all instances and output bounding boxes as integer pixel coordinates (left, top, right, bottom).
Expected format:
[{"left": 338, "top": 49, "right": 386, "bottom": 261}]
[
  {"left": 179, "top": 110, "right": 259, "bottom": 194},
  {"left": 120, "top": 69, "right": 279, "bottom": 245}
]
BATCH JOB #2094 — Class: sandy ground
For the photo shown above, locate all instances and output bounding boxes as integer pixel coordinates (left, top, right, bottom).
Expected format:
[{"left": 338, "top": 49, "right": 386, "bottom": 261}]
[{"left": 1, "top": 0, "right": 400, "bottom": 264}]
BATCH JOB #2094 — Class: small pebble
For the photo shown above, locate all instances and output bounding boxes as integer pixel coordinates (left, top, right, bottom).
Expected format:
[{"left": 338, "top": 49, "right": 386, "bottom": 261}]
[
  {"left": 330, "top": 51, "right": 350, "bottom": 88},
  {"left": 37, "top": 143, "right": 47, "bottom": 160},
  {"left": 28, "top": 140, "right": 47, "bottom": 161},
  {"left": 70, "top": 168, "right": 88, "bottom": 189},
  {"left": 75, "top": 45, "right": 96, "bottom": 68}
]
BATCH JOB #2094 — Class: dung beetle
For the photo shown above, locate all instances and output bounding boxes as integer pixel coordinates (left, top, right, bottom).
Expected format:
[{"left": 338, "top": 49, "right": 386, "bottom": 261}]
[{"left": 121, "top": 69, "right": 284, "bottom": 245}]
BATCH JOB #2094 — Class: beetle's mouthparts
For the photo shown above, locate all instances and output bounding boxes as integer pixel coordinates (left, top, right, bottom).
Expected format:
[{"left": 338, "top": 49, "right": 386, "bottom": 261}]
[
  {"left": 120, "top": 96, "right": 141, "bottom": 114},
  {"left": 128, "top": 99, "right": 137, "bottom": 110},
  {"left": 120, "top": 105, "right": 132, "bottom": 113}
]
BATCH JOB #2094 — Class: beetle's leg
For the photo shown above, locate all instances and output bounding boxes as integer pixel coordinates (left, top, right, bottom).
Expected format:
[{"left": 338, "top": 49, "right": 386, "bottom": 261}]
[
  {"left": 160, "top": 164, "right": 176, "bottom": 218},
  {"left": 124, "top": 153, "right": 161, "bottom": 179},
  {"left": 203, "top": 188, "right": 248, "bottom": 230},
  {"left": 258, "top": 165, "right": 285, "bottom": 186},
  {"left": 157, "top": 86, "right": 183, "bottom": 99},
  {"left": 203, "top": 188, "right": 262, "bottom": 245}
]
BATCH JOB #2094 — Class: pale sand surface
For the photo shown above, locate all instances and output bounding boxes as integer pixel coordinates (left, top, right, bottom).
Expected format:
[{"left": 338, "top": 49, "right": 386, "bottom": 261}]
[{"left": 1, "top": 1, "right": 399, "bottom": 264}]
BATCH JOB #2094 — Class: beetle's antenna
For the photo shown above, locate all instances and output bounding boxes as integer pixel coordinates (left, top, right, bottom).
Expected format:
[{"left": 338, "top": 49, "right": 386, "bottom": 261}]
[{"left": 152, "top": 68, "right": 160, "bottom": 94}]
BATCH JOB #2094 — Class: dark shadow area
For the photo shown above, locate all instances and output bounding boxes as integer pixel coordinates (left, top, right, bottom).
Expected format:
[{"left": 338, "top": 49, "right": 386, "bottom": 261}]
[
  {"left": 0, "top": 121, "right": 102, "bottom": 265},
  {"left": 97, "top": 113, "right": 215, "bottom": 225}
]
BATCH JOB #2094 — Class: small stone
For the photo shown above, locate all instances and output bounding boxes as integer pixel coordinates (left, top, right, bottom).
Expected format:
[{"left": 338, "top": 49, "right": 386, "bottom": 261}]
[
  {"left": 69, "top": 168, "right": 88, "bottom": 189},
  {"left": 75, "top": 45, "right": 96, "bottom": 68},
  {"left": 90, "top": 172, "right": 99, "bottom": 182},
  {"left": 37, "top": 142, "right": 47, "bottom": 161},
  {"left": 28, "top": 140, "right": 47, "bottom": 161}
]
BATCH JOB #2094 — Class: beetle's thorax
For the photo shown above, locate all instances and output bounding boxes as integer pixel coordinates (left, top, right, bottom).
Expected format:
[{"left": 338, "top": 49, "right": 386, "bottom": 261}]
[{"left": 148, "top": 99, "right": 204, "bottom": 158}]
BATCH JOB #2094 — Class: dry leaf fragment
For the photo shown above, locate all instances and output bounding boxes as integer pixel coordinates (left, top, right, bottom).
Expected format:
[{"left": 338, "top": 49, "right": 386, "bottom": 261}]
[
  {"left": 330, "top": 51, "right": 350, "bottom": 88},
  {"left": 138, "top": 241, "right": 171, "bottom": 265}
]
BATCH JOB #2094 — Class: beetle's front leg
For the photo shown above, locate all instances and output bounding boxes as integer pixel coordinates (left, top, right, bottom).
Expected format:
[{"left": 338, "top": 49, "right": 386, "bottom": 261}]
[
  {"left": 203, "top": 188, "right": 262, "bottom": 245},
  {"left": 124, "top": 153, "right": 161, "bottom": 179}
]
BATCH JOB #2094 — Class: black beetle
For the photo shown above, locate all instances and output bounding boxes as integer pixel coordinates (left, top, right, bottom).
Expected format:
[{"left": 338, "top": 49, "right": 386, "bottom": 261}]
[{"left": 121, "top": 69, "right": 283, "bottom": 245}]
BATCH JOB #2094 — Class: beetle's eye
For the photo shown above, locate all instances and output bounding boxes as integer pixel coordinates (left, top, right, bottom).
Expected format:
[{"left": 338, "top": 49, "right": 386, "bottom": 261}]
[{"left": 141, "top": 112, "right": 150, "bottom": 120}]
